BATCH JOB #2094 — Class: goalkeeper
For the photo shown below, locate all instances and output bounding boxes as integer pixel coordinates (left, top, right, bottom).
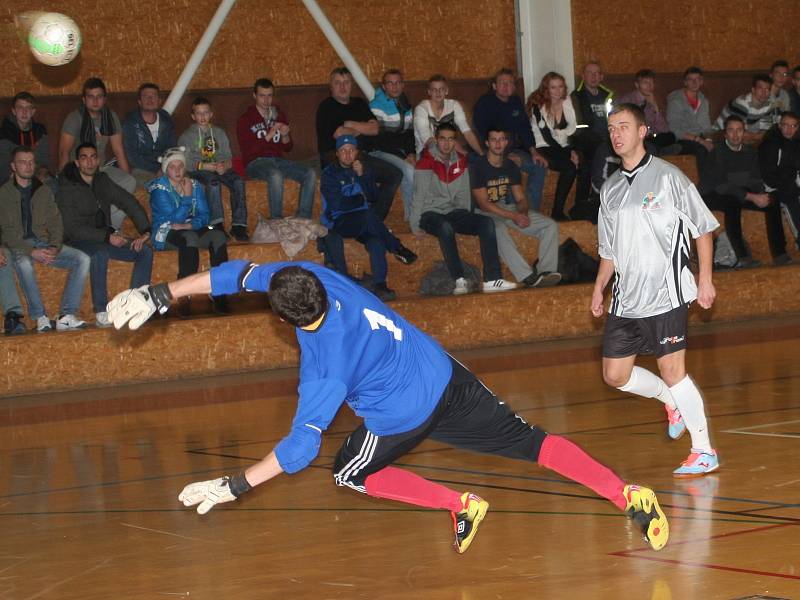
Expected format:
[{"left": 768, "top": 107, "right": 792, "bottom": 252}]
[{"left": 107, "top": 260, "right": 669, "bottom": 553}]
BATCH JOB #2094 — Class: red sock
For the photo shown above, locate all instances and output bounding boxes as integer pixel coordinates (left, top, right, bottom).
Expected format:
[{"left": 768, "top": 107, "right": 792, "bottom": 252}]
[
  {"left": 364, "top": 466, "right": 464, "bottom": 512},
  {"left": 538, "top": 435, "right": 627, "bottom": 510}
]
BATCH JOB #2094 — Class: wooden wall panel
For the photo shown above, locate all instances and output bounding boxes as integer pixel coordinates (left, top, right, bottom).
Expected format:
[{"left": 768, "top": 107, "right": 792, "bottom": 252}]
[{"left": 0, "top": 0, "right": 516, "bottom": 97}]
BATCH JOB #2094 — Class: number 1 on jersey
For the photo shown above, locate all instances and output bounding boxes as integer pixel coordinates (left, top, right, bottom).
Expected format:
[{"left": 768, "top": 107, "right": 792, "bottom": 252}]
[{"left": 363, "top": 308, "right": 403, "bottom": 341}]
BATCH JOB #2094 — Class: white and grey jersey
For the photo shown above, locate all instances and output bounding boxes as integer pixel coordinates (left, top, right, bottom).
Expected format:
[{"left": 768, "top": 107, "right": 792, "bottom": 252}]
[{"left": 598, "top": 155, "right": 718, "bottom": 318}]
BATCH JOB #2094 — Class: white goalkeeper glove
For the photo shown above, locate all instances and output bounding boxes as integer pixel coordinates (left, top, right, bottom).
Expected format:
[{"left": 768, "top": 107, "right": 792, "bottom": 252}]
[
  {"left": 107, "top": 283, "right": 173, "bottom": 330},
  {"left": 178, "top": 473, "right": 253, "bottom": 515}
]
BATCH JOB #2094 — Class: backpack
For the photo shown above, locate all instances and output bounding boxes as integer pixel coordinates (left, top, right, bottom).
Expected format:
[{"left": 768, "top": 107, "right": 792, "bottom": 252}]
[{"left": 558, "top": 238, "right": 599, "bottom": 283}]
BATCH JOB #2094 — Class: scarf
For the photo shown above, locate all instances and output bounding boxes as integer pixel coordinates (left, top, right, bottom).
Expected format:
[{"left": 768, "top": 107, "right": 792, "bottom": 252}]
[{"left": 79, "top": 104, "right": 115, "bottom": 145}]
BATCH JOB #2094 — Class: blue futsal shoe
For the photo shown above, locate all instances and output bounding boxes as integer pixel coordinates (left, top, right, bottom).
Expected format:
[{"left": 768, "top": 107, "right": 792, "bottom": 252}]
[
  {"left": 665, "top": 405, "right": 686, "bottom": 440},
  {"left": 673, "top": 449, "right": 719, "bottom": 478}
]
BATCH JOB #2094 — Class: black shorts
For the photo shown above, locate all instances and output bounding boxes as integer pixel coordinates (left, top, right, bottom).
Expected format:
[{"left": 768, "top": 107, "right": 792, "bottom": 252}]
[
  {"left": 602, "top": 304, "right": 689, "bottom": 359},
  {"left": 332, "top": 355, "right": 547, "bottom": 490}
]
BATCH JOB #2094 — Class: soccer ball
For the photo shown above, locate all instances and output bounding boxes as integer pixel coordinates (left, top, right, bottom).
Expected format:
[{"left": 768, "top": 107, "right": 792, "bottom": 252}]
[{"left": 27, "top": 13, "right": 82, "bottom": 66}]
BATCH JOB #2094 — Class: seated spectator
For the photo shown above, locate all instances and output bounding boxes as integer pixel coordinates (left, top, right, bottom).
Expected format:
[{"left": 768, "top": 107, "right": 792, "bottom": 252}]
[
  {"left": 410, "top": 123, "right": 513, "bottom": 294},
  {"left": 570, "top": 61, "right": 613, "bottom": 186},
  {"left": 666, "top": 66, "right": 715, "bottom": 170},
  {"left": 759, "top": 112, "right": 800, "bottom": 247},
  {"left": 0, "top": 92, "right": 54, "bottom": 187},
  {"left": 699, "top": 115, "right": 790, "bottom": 267},
  {"left": 714, "top": 74, "right": 777, "bottom": 143},
  {"left": 1, "top": 147, "right": 89, "bottom": 332},
  {"left": 57, "top": 142, "right": 152, "bottom": 328},
  {"left": 1, "top": 247, "right": 26, "bottom": 335},
  {"left": 320, "top": 136, "right": 416, "bottom": 301},
  {"left": 471, "top": 127, "right": 561, "bottom": 288},
  {"left": 769, "top": 61, "right": 792, "bottom": 113},
  {"left": 238, "top": 78, "right": 315, "bottom": 222},
  {"left": 179, "top": 97, "right": 248, "bottom": 241},
  {"left": 149, "top": 147, "right": 230, "bottom": 316},
  {"left": 791, "top": 66, "right": 800, "bottom": 115},
  {"left": 413, "top": 74, "right": 483, "bottom": 157},
  {"left": 527, "top": 71, "right": 590, "bottom": 221},
  {"left": 618, "top": 69, "right": 677, "bottom": 151},
  {"left": 122, "top": 83, "right": 176, "bottom": 188},
  {"left": 473, "top": 68, "right": 547, "bottom": 211}
]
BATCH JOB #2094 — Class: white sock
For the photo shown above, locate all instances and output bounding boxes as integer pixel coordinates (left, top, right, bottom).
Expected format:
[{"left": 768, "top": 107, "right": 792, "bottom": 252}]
[
  {"left": 669, "top": 375, "right": 712, "bottom": 453},
  {"left": 618, "top": 366, "right": 677, "bottom": 410}
]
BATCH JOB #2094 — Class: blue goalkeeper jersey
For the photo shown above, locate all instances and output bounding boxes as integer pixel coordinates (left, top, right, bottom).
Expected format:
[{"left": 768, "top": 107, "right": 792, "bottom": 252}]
[{"left": 210, "top": 260, "right": 453, "bottom": 474}]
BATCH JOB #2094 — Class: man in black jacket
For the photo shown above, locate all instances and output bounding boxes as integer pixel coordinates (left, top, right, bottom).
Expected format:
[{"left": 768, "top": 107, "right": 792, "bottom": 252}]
[{"left": 759, "top": 112, "right": 800, "bottom": 249}]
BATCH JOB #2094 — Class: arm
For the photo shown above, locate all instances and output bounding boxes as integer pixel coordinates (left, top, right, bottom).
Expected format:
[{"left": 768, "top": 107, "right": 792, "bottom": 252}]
[
  {"left": 121, "top": 118, "right": 139, "bottom": 170},
  {"left": 590, "top": 258, "right": 615, "bottom": 317},
  {"left": 695, "top": 233, "right": 715, "bottom": 309},
  {"left": 340, "top": 118, "right": 379, "bottom": 137},
  {"left": 189, "top": 182, "right": 210, "bottom": 229},
  {"left": 409, "top": 166, "right": 430, "bottom": 234},
  {"left": 413, "top": 104, "right": 434, "bottom": 151},
  {"left": 109, "top": 132, "right": 130, "bottom": 172},
  {"left": 106, "top": 178, "right": 150, "bottom": 233},
  {"left": 472, "top": 186, "right": 522, "bottom": 221},
  {"left": 58, "top": 131, "right": 75, "bottom": 170}
]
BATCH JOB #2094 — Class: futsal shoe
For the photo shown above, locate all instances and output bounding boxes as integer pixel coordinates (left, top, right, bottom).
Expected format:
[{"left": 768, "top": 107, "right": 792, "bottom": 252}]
[
  {"left": 665, "top": 405, "right": 686, "bottom": 440},
  {"left": 452, "top": 492, "right": 489, "bottom": 553},
  {"left": 623, "top": 484, "right": 669, "bottom": 551},
  {"left": 673, "top": 449, "right": 719, "bottom": 478}
]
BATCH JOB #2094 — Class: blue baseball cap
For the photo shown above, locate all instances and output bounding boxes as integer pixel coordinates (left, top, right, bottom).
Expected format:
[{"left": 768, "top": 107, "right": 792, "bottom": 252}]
[{"left": 335, "top": 135, "right": 358, "bottom": 149}]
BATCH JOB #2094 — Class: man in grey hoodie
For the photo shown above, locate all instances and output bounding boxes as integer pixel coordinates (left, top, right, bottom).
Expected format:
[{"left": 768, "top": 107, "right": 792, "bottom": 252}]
[{"left": 666, "top": 67, "right": 715, "bottom": 171}]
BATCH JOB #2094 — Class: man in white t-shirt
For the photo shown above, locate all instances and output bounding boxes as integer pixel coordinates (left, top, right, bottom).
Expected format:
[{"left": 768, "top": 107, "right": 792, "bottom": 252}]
[{"left": 413, "top": 74, "right": 483, "bottom": 157}]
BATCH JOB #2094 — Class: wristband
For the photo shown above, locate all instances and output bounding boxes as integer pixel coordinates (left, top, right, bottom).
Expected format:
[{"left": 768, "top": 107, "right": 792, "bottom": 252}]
[
  {"left": 148, "top": 282, "right": 174, "bottom": 314},
  {"left": 227, "top": 472, "right": 253, "bottom": 497}
]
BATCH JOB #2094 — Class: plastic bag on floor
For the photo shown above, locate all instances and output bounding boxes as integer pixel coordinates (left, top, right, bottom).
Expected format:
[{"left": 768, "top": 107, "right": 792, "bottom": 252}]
[{"left": 250, "top": 216, "right": 328, "bottom": 258}]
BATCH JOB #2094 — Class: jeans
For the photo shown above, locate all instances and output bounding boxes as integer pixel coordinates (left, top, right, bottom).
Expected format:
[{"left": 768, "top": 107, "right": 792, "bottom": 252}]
[
  {"left": 188, "top": 169, "right": 247, "bottom": 227},
  {"left": 0, "top": 248, "right": 23, "bottom": 315},
  {"left": 164, "top": 228, "right": 229, "bottom": 279},
  {"left": 13, "top": 244, "right": 90, "bottom": 318},
  {"left": 246, "top": 157, "right": 316, "bottom": 219},
  {"left": 369, "top": 151, "right": 414, "bottom": 221},
  {"left": 509, "top": 149, "right": 547, "bottom": 211},
  {"left": 333, "top": 209, "right": 400, "bottom": 284},
  {"left": 360, "top": 155, "right": 402, "bottom": 221},
  {"left": 419, "top": 209, "right": 501, "bottom": 282},
  {"left": 538, "top": 145, "right": 589, "bottom": 219},
  {"left": 70, "top": 240, "right": 153, "bottom": 313}
]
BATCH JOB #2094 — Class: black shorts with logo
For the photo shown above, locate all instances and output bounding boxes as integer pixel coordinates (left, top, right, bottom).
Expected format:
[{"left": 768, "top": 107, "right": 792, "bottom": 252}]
[{"left": 602, "top": 304, "right": 689, "bottom": 359}]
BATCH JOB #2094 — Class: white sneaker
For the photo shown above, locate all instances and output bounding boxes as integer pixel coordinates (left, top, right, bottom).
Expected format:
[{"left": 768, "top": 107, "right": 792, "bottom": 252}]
[
  {"left": 453, "top": 277, "right": 469, "bottom": 295},
  {"left": 36, "top": 315, "right": 53, "bottom": 333},
  {"left": 482, "top": 279, "right": 517, "bottom": 293},
  {"left": 95, "top": 311, "right": 112, "bottom": 328},
  {"left": 55, "top": 314, "right": 87, "bottom": 331}
]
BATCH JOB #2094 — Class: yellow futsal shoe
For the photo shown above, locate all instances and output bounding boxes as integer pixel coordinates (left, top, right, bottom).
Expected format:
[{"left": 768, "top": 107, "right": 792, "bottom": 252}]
[
  {"left": 451, "top": 492, "right": 489, "bottom": 553},
  {"left": 623, "top": 484, "right": 669, "bottom": 551}
]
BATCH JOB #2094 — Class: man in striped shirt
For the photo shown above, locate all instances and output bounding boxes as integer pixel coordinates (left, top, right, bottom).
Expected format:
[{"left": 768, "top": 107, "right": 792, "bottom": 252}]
[{"left": 714, "top": 74, "right": 778, "bottom": 143}]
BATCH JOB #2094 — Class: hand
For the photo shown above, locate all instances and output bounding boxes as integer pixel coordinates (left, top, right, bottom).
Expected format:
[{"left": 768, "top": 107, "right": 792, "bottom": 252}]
[
  {"left": 333, "top": 126, "right": 348, "bottom": 138},
  {"left": 570, "top": 150, "right": 580, "bottom": 167},
  {"left": 747, "top": 192, "right": 771, "bottom": 208},
  {"left": 700, "top": 138, "right": 714, "bottom": 152},
  {"left": 531, "top": 149, "right": 548, "bottom": 168},
  {"left": 266, "top": 125, "right": 280, "bottom": 140},
  {"left": 352, "top": 159, "right": 364, "bottom": 177},
  {"left": 107, "top": 283, "right": 173, "bottom": 330},
  {"left": 512, "top": 212, "right": 530, "bottom": 228},
  {"left": 130, "top": 233, "right": 149, "bottom": 252},
  {"left": 178, "top": 477, "right": 237, "bottom": 515},
  {"left": 109, "top": 233, "right": 128, "bottom": 248},
  {"left": 214, "top": 162, "right": 226, "bottom": 175},
  {"left": 590, "top": 288, "right": 605, "bottom": 317},
  {"left": 696, "top": 278, "right": 716, "bottom": 309},
  {"left": 404, "top": 154, "right": 416, "bottom": 166},
  {"left": 277, "top": 122, "right": 290, "bottom": 136},
  {"left": 31, "top": 247, "right": 57, "bottom": 264},
  {"left": 508, "top": 153, "right": 523, "bottom": 167}
]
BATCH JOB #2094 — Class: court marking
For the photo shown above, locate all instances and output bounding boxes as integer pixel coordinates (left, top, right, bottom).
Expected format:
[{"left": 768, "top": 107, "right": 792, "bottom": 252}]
[{"left": 722, "top": 418, "right": 800, "bottom": 440}]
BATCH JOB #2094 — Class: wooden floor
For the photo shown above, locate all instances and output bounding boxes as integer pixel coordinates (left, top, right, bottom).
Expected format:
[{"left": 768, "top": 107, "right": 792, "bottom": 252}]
[{"left": 2, "top": 316, "right": 800, "bottom": 599}]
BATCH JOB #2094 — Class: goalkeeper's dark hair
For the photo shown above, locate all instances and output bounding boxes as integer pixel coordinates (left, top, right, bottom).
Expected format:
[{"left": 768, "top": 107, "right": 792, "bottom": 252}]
[{"left": 268, "top": 266, "right": 327, "bottom": 327}]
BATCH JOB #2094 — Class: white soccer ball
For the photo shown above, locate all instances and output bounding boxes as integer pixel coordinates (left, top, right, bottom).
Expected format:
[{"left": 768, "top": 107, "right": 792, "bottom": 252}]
[{"left": 27, "top": 13, "right": 82, "bottom": 67}]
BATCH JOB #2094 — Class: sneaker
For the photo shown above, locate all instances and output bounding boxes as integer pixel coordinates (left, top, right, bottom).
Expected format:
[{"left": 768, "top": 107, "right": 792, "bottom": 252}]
[
  {"left": 230, "top": 225, "right": 249, "bottom": 242},
  {"left": 372, "top": 282, "right": 397, "bottom": 302},
  {"left": 452, "top": 492, "right": 489, "bottom": 554},
  {"left": 530, "top": 271, "right": 562, "bottom": 288},
  {"left": 36, "top": 315, "right": 53, "bottom": 333},
  {"left": 482, "top": 279, "right": 517, "bottom": 293},
  {"left": 622, "top": 484, "right": 669, "bottom": 551},
  {"left": 95, "top": 311, "right": 112, "bottom": 328},
  {"left": 673, "top": 449, "right": 719, "bottom": 478},
  {"left": 734, "top": 256, "right": 761, "bottom": 269},
  {"left": 665, "top": 405, "right": 686, "bottom": 440},
  {"left": 393, "top": 245, "right": 417, "bottom": 265},
  {"left": 773, "top": 253, "right": 793, "bottom": 266},
  {"left": 55, "top": 314, "right": 87, "bottom": 331},
  {"left": 3, "top": 311, "right": 26, "bottom": 335},
  {"left": 453, "top": 277, "right": 469, "bottom": 295}
]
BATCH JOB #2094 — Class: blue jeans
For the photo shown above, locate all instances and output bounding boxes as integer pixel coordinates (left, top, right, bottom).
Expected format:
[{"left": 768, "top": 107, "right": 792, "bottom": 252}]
[
  {"left": 13, "top": 244, "right": 90, "bottom": 318},
  {"left": 0, "top": 248, "right": 24, "bottom": 315},
  {"left": 188, "top": 169, "right": 247, "bottom": 227},
  {"left": 333, "top": 209, "right": 400, "bottom": 284},
  {"left": 246, "top": 157, "right": 316, "bottom": 219},
  {"left": 69, "top": 240, "right": 153, "bottom": 313},
  {"left": 369, "top": 151, "right": 414, "bottom": 221},
  {"left": 510, "top": 149, "right": 547, "bottom": 211}
]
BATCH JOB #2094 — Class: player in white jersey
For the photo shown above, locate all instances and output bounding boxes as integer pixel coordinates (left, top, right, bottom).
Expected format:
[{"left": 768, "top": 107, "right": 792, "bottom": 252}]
[{"left": 590, "top": 103, "right": 721, "bottom": 477}]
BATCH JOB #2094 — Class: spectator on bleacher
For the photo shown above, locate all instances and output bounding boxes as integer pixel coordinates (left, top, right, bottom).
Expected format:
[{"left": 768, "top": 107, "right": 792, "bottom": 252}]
[
  {"left": 570, "top": 62, "right": 613, "bottom": 166},
  {"left": 714, "top": 74, "right": 777, "bottom": 143},
  {"left": 769, "top": 61, "right": 792, "bottom": 113},
  {"left": 0, "top": 92, "right": 53, "bottom": 187},
  {"left": 473, "top": 68, "right": 547, "bottom": 211},
  {"left": 237, "top": 78, "right": 315, "bottom": 222},
  {"left": 409, "top": 123, "right": 512, "bottom": 295},
  {"left": 666, "top": 66, "right": 714, "bottom": 170},
  {"left": 790, "top": 66, "right": 800, "bottom": 115},
  {"left": 1, "top": 247, "right": 26, "bottom": 335},
  {"left": 122, "top": 83, "right": 176, "bottom": 189},
  {"left": 413, "top": 74, "right": 483, "bottom": 158},
  {"left": 618, "top": 69, "right": 677, "bottom": 151},
  {"left": 527, "top": 71, "right": 590, "bottom": 222},
  {"left": 148, "top": 147, "right": 229, "bottom": 316},
  {"left": 59, "top": 78, "right": 137, "bottom": 231},
  {"left": 316, "top": 67, "right": 401, "bottom": 222},
  {"left": 179, "top": 97, "right": 248, "bottom": 241},
  {"left": 699, "top": 115, "right": 790, "bottom": 268},
  {"left": 57, "top": 142, "right": 152, "bottom": 328},
  {"left": 320, "top": 135, "right": 417, "bottom": 302},
  {"left": 1, "top": 147, "right": 89, "bottom": 332},
  {"left": 759, "top": 112, "right": 800, "bottom": 248},
  {"left": 471, "top": 126, "right": 561, "bottom": 288}
]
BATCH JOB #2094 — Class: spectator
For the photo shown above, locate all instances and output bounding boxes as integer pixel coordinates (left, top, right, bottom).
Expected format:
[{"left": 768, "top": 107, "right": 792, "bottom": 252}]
[
  {"left": 769, "top": 61, "right": 792, "bottom": 113},
  {"left": 320, "top": 135, "right": 416, "bottom": 301},
  {"left": 759, "top": 111, "right": 800, "bottom": 247},
  {"left": 410, "top": 123, "right": 513, "bottom": 295},
  {"left": 122, "top": 83, "right": 177, "bottom": 188},
  {"left": 714, "top": 74, "right": 777, "bottom": 143},
  {"left": 666, "top": 66, "right": 715, "bottom": 170},
  {"left": 0, "top": 92, "right": 53, "bottom": 186},
  {"left": 618, "top": 69, "right": 677, "bottom": 150},
  {"left": 473, "top": 68, "right": 547, "bottom": 211},
  {"left": 413, "top": 74, "right": 483, "bottom": 157},
  {"left": 0, "top": 147, "right": 89, "bottom": 331},
  {"left": 471, "top": 127, "right": 561, "bottom": 288},
  {"left": 149, "top": 147, "right": 229, "bottom": 316},
  {"left": 700, "top": 115, "right": 789, "bottom": 267},
  {"left": 570, "top": 62, "right": 613, "bottom": 171},
  {"left": 790, "top": 66, "right": 800, "bottom": 115},
  {"left": 527, "top": 71, "right": 590, "bottom": 221},
  {"left": 179, "top": 96, "right": 248, "bottom": 241},
  {"left": 57, "top": 142, "right": 152, "bottom": 328},
  {"left": 237, "top": 78, "right": 315, "bottom": 221},
  {"left": 1, "top": 247, "right": 26, "bottom": 335}
]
